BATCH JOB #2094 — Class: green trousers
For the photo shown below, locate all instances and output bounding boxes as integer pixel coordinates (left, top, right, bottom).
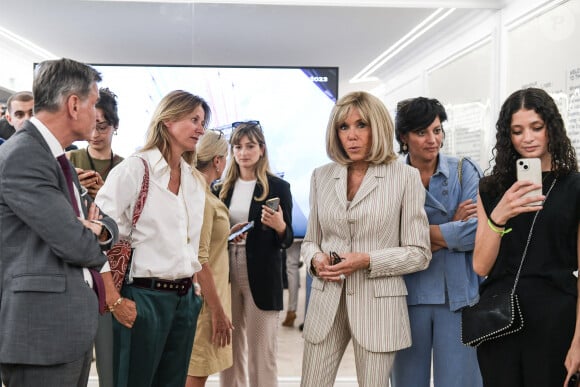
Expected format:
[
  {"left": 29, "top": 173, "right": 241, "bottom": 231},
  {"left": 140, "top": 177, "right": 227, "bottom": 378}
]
[{"left": 113, "top": 285, "right": 202, "bottom": 387}]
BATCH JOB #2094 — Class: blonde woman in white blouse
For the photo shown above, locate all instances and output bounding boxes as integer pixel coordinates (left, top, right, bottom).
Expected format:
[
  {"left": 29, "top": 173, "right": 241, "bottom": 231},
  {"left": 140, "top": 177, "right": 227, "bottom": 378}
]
[{"left": 96, "top": 90, "right": 210, "bottom": 387}]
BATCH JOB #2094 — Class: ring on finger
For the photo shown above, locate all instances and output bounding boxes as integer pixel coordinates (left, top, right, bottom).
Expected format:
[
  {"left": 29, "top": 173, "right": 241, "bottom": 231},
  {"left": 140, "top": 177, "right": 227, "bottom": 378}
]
[{"left": 339, "top": 273, "right": 346, "bottom": 281}]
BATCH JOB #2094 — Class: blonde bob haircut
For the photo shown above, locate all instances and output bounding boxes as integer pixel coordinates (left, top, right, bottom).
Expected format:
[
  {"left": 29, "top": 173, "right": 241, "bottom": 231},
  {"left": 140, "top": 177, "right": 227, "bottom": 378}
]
[
  {"left": 142, "top": 90, "right": 211, "bottom": 165},
  {"left": 218, "top": 122, "right": 272, "bottom": 202},
  {"left": 196, "top": 130, "right": 228, "bottom": 171},
  {"left": 326, "top": 91, "right": 397, "bottom": 166}
]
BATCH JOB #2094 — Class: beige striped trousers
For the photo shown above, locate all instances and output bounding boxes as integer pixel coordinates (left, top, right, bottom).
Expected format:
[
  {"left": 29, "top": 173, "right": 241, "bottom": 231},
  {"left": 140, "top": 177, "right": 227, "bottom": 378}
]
[{"left": 301, "top": 288, "right": 395, "bottom": 387}]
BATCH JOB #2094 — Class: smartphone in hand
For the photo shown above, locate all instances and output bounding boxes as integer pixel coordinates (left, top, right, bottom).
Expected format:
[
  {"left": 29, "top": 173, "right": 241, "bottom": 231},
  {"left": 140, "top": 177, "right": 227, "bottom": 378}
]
[
  {"left": 228, "top": 221, "right": 255, "bottom": 241},
  {"left": 516, "top": 158, "right": 542, "bottom": 206},
  {"left": 329, "top": 251, "right": 344, "bottom": 265},
  {"left": 569, "top": 372, "right": 580, "bottom": 387},
  {"left": 265, "top": 197, "right": 280, "bottom": 211}
]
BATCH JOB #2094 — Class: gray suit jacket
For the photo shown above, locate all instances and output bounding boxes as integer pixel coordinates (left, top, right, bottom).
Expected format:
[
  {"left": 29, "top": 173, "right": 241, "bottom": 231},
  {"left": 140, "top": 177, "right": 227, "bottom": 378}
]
[
  {"left": 301, "top": 162, "right": 431, "bottom": 352},
  {"left": 0, "top": 121, "right": 118, "bottom": 365}
]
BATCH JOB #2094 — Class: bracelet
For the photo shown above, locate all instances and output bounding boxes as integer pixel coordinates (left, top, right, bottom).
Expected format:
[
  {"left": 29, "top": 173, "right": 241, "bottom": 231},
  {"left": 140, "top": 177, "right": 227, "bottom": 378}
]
[
  {"left": 487, "top": 218, "right": 512, "bottom": 237},
  {"left": 108, "top": 297, "right": 123, "bottom": 313},
  {"left": 488, "top": 216, "right": 506, "bottom": 228}
]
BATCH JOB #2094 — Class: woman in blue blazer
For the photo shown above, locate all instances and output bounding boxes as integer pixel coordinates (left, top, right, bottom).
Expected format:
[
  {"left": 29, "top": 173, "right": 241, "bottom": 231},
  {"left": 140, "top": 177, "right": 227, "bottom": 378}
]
[{"left": 391, "top": 97, "right": 483, "bottom": 387}]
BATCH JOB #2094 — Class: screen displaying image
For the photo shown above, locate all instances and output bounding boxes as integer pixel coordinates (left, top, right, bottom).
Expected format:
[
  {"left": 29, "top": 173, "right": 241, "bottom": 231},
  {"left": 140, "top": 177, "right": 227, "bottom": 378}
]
[{"left": 85, "top": 64, "right": 339, "bottom": 237}]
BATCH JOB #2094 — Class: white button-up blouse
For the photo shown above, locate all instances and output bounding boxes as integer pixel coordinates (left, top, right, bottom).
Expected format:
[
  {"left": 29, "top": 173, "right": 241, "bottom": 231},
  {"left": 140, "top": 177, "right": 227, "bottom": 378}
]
[{"left": 96, "top": 148, "right": 204, "bottom": 280}]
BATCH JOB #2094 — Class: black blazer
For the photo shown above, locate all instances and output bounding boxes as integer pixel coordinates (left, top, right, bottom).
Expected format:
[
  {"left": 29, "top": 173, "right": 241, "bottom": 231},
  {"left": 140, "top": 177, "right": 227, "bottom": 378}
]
[{"left": 222, "top": 174, "right": 293, "bottom": 311}]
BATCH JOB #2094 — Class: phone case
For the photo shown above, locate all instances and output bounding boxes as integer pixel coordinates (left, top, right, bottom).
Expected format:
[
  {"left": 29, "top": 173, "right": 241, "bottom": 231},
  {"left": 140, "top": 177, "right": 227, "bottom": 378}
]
[
  {"left": 516, "top": 158, "right": 542, "bottom": 206},
  {"left": 265, "top": 197, "right": 280, "bottom": 211}
]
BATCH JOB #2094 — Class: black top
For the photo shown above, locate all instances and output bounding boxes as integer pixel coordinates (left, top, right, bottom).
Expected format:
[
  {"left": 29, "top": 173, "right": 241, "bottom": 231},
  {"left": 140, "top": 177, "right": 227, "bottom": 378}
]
[
  {"left": 479, "top": 172, "right": 580, "bottom": 297},
  {"left": 220, "top": 174, "right": 294, "bottom": 311}
]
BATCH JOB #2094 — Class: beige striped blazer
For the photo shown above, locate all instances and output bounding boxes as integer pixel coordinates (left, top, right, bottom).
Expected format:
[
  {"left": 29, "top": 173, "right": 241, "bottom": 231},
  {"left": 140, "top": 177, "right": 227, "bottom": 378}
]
[{"left": 301, "top": 161, "right": 431, "bottom": 352}]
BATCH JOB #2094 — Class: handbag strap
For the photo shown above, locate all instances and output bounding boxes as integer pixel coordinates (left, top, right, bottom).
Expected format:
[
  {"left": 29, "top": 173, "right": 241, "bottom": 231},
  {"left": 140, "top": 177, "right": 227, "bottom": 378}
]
[
  {"left": 458, "top": 157, "right": 464, "bottom": 186},
  {"left": 128, "top": 156, "right": 150, "bottom": 238},
  {"left": 511, "top": 176, "right": 557, "bottom": 296}
]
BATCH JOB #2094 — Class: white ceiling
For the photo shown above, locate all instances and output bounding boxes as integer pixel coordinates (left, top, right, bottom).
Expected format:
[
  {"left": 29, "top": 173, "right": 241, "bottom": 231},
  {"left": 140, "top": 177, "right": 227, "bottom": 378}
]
[{"left": 0, "top": 0, "right": 504, "bottom": 95}]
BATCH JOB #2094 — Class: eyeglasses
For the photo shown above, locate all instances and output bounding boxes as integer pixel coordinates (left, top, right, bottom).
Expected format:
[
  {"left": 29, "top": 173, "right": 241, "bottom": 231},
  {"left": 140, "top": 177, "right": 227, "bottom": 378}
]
[
  {"left": 232, "top": 120, "right": 260, "bottom": 129},
  {"left": 95, "top": 121, "right": 112, "bottom": 133}
]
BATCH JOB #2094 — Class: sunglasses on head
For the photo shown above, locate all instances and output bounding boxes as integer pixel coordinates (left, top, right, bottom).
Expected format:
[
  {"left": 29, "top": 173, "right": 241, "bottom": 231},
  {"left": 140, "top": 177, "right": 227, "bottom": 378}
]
[
  {"left": 231, "top": 120, "right": 260, "bottom": 129},
  {"left": 211, "top": 129, "right": 224, "bottom": 140}
]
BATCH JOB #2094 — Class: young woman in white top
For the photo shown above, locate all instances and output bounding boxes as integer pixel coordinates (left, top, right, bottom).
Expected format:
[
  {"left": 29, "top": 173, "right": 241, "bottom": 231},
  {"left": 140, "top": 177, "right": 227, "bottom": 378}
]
[{"left": 216, "top": 122, "right": 293, "bottom": 387}]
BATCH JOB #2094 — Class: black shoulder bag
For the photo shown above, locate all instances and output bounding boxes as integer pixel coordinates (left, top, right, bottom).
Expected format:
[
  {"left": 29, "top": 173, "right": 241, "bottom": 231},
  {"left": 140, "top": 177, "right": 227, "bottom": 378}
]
[{"left": 461, "top": 178, "right": 557, "bottom": 347}]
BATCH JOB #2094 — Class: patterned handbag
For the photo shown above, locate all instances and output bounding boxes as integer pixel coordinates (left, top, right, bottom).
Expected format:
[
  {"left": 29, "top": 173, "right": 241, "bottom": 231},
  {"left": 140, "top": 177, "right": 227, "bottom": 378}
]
[{"left": 107, "top": 157, "right": 150, "bottom": 291}]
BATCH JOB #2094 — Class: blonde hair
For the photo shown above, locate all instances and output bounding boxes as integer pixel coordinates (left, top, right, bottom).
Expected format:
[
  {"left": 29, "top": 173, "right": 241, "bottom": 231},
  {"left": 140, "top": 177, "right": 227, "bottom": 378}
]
[
  {"left": 326, "top": 91, "right": 397, "bottom": 165},
  {"left": 142, "top": 90, "right": 211, "bottom": 165},
  {"left": 218, "top": 123, "right": 272, "bottom": 202},
  {"left": 195, "top": 130, "right": 228, "bottom": 171}
]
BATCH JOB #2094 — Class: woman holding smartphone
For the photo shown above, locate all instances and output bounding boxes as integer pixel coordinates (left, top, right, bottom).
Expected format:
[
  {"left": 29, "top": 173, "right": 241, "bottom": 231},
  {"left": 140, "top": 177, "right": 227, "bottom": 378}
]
[
  {"left": 68, "top": 87, "right": 123, "bottom": 387},
  {"left": 68, "top": 88, "right": 124, "bottom": 199},
  {"left": 473, "top": 88, "right": 580, "bottom": 386},
  {"left": 216, "top": 121, "right": 293, "bottom": 387}
]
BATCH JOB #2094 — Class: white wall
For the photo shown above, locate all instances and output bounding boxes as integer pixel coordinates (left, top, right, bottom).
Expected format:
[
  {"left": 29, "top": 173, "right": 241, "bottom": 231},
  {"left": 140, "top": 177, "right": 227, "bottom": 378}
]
[
  {"left": 0, "top": 29, "right": 55, "bottom": 94},
  {"left": 373, "top": 0, "right": 577, "bottom": 171}
]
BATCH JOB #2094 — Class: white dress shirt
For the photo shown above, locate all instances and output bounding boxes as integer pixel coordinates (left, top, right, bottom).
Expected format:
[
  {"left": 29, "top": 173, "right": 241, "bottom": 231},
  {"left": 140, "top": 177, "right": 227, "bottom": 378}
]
[
  {"left": 96, "top": 148, "right": 205, "bottom": 280},
  {"left": 31, "top": 117, "right": 96, "bottom": 285}
]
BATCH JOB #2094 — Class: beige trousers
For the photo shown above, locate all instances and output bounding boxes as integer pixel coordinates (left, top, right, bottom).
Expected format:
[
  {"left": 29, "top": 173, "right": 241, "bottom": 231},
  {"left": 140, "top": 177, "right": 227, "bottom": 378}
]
[
  {"left": 220, "top": 245, "right": 280, "bottom": 387},
  {"left": 301, "top": 289, "right": 395, "bottom": 387}
]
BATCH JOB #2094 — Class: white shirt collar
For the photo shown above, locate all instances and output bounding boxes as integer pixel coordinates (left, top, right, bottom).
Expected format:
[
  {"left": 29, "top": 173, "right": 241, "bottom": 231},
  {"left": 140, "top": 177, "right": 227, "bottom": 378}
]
[
  {"left": 140, "top": 148, "right": 193, "bottom": 178},
  {"left": 30, "top": 117, "right": 65, "bottom": 158}
]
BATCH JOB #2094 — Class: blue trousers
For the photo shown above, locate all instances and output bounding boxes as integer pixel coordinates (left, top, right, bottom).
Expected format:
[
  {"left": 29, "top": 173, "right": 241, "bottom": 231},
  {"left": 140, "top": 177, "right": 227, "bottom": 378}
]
[
  {"left": 113, "top": 285, "right": 202, "bottom": 387},
  {"left": 391, "top": 303, "right": 482, "bottom": 387}
]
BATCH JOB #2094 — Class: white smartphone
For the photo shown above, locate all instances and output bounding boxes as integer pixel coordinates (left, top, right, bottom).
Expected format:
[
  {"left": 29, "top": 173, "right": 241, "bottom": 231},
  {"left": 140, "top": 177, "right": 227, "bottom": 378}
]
[
  {"left": 228, "top": 221, "right": 254, "bottom": 241},
  {"left": 516, "top": 158, "right": 542, "bottom": 206},
  {"left": 265, "top": 197, "right": 280, "bottom": 211}
]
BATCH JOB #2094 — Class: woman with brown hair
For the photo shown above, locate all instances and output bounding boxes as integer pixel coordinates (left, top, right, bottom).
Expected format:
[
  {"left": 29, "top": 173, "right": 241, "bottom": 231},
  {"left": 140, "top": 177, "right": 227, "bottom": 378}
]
[{"left": 216, "top": 121, "right": 293, "bottom": 387}]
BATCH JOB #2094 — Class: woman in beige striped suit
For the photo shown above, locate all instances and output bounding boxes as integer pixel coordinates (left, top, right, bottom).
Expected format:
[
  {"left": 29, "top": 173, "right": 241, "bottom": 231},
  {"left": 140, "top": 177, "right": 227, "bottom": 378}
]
[{"left": 300, "top": 91, "right": 432, "bottom": 387}]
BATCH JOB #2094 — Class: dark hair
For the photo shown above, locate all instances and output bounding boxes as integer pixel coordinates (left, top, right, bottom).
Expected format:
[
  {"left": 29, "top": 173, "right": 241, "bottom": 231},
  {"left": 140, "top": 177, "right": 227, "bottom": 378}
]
[
  {"left": 97, "top": 87, "right": 119, "bottom": 128},
  {"left": 480, "top": 87, "right": 577, "bottom": 196},
  {"left": 395, "top": 97, "right": 447, "bottom": 154},
  {"left": 33, "top": 58, "right": 101, "bottom": 113},
  {"left": 7, "top": 91, "right": 33, "bottom": 114}
]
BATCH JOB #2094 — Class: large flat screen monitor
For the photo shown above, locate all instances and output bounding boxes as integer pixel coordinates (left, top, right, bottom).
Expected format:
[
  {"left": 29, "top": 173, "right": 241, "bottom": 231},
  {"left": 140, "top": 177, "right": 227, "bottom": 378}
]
[{"left": 84, "top": 64, "right": 339, "bottom": 238}]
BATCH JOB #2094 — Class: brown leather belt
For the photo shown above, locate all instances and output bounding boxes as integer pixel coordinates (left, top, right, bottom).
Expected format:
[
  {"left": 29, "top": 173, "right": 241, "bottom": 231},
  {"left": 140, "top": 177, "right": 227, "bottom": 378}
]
[{"left": 131, "top": 277, "right": 192, "bottom": 296}]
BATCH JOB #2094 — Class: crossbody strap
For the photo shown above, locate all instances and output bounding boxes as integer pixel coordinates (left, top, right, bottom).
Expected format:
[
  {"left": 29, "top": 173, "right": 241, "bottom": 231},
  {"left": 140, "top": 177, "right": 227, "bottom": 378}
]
[
  {"left": 511, "top": 177, "right": 557, "bottom": 296},
  {"left": 128, "top": 156, "right": 150, "bottom": 238},
  {"left": 458, "top": 157, "right": 464, "bottom": 186}
]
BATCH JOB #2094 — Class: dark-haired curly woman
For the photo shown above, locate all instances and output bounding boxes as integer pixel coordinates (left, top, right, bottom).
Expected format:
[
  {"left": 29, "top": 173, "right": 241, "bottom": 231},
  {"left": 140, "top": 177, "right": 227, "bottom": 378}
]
[{"left": 473, "top": 88, "right": 580, "bottom": 387}]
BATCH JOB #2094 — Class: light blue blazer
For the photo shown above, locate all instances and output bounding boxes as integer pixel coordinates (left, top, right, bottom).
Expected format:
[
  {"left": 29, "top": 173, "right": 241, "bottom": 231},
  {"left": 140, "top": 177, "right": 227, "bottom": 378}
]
[{"left": 403, "top": 153, "right": 483, "bottom": 311}]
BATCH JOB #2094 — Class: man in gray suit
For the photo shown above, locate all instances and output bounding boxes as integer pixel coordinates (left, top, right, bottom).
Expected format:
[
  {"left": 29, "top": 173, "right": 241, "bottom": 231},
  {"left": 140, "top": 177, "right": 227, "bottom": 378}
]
[{"left": 0, "top": 58, "right": 118, "bottom": 386}]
